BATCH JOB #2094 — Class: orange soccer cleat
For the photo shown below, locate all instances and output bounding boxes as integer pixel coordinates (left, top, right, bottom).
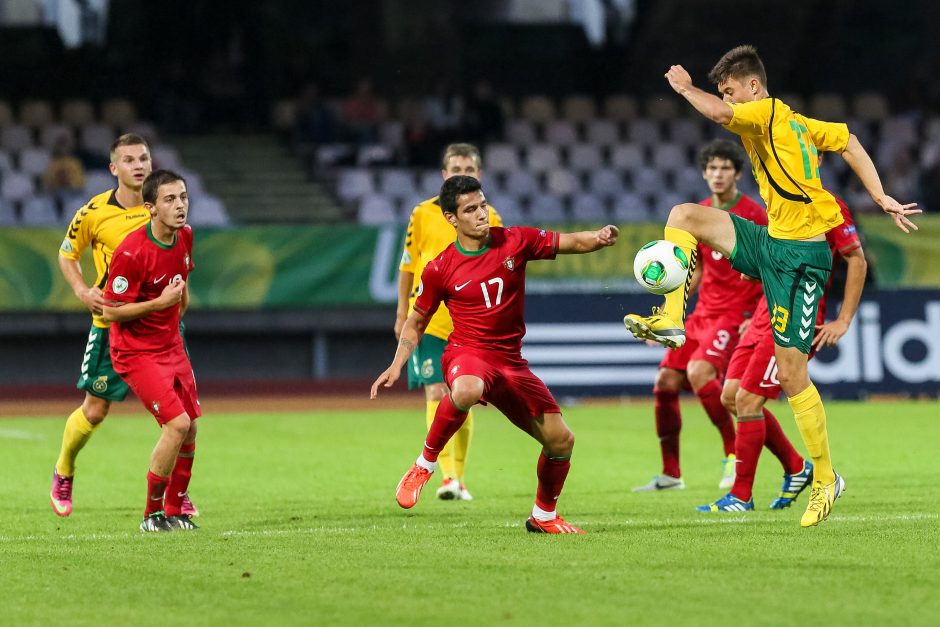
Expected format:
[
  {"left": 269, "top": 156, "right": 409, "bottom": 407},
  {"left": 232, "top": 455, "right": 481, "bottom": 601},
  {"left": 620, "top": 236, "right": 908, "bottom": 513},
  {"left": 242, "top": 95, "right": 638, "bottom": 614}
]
[
  {"left": 525, "top": 515, "right": 584, "bottom": 534},
  {"left": 396, "top": 463, "right": 434, "bottom": 509}
]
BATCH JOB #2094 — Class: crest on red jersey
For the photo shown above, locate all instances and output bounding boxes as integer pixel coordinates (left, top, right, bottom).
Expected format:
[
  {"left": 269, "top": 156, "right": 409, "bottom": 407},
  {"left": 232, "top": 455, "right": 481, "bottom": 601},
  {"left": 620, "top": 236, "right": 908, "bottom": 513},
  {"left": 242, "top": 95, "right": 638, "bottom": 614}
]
[{"left": 503, "top": 257, "right": 515, "bottom": 271}]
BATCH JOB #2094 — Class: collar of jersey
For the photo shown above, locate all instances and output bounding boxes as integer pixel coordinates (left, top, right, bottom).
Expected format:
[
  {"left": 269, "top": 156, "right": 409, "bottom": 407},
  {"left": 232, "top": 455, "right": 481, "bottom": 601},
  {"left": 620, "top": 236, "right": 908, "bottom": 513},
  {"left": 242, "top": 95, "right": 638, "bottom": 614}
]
[
  {"left": 715, "top": 191, "right": 741, "bottom": 211},
  {"left": 147, "top": 222, "right": 177, "bottom": 250},
  {"left": 454, "top": 237, "right": 490, "bottom": 256}
]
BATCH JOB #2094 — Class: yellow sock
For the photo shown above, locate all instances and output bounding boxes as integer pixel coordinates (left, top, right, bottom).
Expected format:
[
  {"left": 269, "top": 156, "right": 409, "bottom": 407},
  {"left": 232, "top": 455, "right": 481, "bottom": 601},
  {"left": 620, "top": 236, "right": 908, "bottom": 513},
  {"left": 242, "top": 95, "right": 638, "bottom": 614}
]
[
  {"left": 55, "top": 407, "right": 99, "bottom": 476},
  {"left": 788, "top": 384, "right": 835, "bottom": 484},
  {"left": 452, "top": 409, "right": 474, "bottom": 484},
  {"left": 426, "top": 400, "right": 457, "bottom": 480},
  {"left": 662, "top": 226, "right": 698, "bottom": 325}
]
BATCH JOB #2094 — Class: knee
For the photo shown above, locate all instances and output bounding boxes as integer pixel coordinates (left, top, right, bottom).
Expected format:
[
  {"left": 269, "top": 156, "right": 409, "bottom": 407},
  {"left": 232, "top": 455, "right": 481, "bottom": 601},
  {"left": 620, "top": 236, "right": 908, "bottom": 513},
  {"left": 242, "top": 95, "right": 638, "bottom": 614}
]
[
  {"left": 667, "top": 203, "right": 699, "bottom": 228},
  {"left": 82, "top": 396, "right": 111, "bottom": 424},
  {"left": 721, "top": 388, "right": 737, "bottom": 414},
  {"left": 164, "top": 414, "right": 192, "bottom": 441},
  {"left": 735, "top": 389, "right": 763, "bottom": 417},
  {"left": 654, "top": 368, "right": 683, "bottom": 394},
  {"left": 425, "top": 383, "right": 447, "bottom": 403},
  {"left": 546, "top": 427, "right": 575, "bottom": 457},
  {"left": 686, "top": 361, "right": 716, "bottom": 392},
  {"left": 449, "top": 377, "right": 483, "bottom": 410}
]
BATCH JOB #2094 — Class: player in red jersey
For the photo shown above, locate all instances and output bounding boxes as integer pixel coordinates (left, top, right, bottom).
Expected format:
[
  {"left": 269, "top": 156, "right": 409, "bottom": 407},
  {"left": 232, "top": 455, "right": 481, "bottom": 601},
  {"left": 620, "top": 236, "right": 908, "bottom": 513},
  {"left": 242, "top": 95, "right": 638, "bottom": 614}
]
[
  {"left": 698, "top": 189, "right": 867, "bottom": 512},
  {"left": 371, "top": 175, "right": 619, "bottom": 534},
  {"left": 634, "top": 140, "right": 766, "bottom": 493},
  {"left": 102, "top": 170, "right": 200, "bottom": 532}
]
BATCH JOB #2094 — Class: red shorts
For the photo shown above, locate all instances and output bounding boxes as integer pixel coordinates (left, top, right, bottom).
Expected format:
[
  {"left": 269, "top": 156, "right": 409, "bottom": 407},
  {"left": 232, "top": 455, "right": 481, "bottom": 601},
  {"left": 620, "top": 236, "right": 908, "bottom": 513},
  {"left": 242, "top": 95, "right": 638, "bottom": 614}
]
[
  {"left": 442, "top": 346, "right": 560, "bottom": 433},
  {"left": 726, "top": 327, "right": 782, "bottom": 399},
  {"left": 112, "top": 345, "right": 201, "bottom": 424},
  {"left": 660, "top": 311, "right": 742, "bottom": 375}
]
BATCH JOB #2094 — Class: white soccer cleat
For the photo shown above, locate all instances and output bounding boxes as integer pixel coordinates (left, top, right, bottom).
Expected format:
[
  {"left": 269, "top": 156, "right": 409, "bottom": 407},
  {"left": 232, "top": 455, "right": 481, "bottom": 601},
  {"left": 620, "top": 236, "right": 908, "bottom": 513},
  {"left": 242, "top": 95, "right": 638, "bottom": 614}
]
[
  {"left": 719, "top": 454, "right": 737, "bottom": 489},
  {"left": 632, "top": 474, "right": 686, "bottom": 492},
  {"left": 436, "top": 478, "right": 462, "bottom": 500}
]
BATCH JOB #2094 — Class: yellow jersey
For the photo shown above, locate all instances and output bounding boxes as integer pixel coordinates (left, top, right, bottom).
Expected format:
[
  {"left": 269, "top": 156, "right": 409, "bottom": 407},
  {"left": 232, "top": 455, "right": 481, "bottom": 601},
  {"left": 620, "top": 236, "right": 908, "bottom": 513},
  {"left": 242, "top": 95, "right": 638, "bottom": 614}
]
[
  {"left": 59, "top": 189, "right": 150, "bottom": 328},
  {"left": 400, "top": 196, "right": 503, "bottom": 340},
  {"left": 724, "top": 97, "right": 850, "bottom": 240}
]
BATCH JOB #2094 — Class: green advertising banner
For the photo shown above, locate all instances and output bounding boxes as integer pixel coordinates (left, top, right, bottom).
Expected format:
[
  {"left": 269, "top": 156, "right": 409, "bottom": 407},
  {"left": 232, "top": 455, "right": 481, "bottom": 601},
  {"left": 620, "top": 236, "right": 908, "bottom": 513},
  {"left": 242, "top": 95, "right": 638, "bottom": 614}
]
[{"left": 0, "top": 217, "right": 936, "bottom": 311}]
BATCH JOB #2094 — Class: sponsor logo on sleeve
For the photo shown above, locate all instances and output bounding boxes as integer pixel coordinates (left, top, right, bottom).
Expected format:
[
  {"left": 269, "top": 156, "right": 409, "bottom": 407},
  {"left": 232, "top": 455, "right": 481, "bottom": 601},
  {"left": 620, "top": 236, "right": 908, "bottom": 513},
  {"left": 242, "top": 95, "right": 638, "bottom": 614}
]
[
  {"left": 60, "top": 238, "right": 73, "bottom": 253},
  {"left": 112, "top": 276, "right": 128, "bottom": 294}
]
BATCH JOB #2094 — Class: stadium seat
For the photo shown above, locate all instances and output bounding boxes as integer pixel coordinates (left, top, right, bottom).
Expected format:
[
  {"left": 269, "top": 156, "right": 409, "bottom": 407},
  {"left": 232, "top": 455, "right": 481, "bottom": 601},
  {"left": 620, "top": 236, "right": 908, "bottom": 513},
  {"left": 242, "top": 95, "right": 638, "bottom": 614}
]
[
  {"left": 546, "top": 169, "right": 581, "bottom": 196},
  {"left": 484, "top": 143, "right": 521, "bottom": 174},
  {"left": 0, "top": 171, "right": 35, "bottom": 205},
  {"left": 188, "top": 194, "right": 230, "bottom": 227},
  {"left": 101, "top": 98, "right": 137, "bottom": 127},
  {"left": 561, "top": 95, "right": 596, "bottom": 123},
  {"left": 852, "top": 92, "right": 889, "bottom": 122},
  {"left": 399, "top": 194, "right": 428, "bottom": 216},
  {"left": 20, "top": 195, "right": 59, "bottom": 226},
  {"left": 0, "top": 198, "right": 16, "bottom": 225},
  {"left": 524, "top": 144, "right": 562, "bottom": 173},
  {"left": 151, "top": 145, "right": 182, "bottom": 170},
  {"left": 666, "top": 118, "right": 705, "bottom": 148},
  {"left": 566, "top": 144, "right": 603, "bottom": 173},
  {"left": 651, "top": 143, "right": 689, "bottom": 173},
  {"left": 0, "top": 100, "right": 14, "bottom": 127},
  {"left": 673, "top": 165, "right": 706, "bottom": 198},
  {"left": 611, "top": 192, "right": 650, "bottom": 222},
  {"left": 0, "top": 150, "right": 12, "bottom": 172},
  {"left": 18, "top": 146, "right": 51, "bottom": 177},
  {"left": 80, "top": 124, "right": 114, "bottom": 155},
  {"left": 603, "top": 94, "right": 638, "bottom": 121},
  {"left": 925, "top": 117, "right": 940, "bottom": 142},
  {"left": 39, "top": 124, "right": 75, "bottom": 150},
  {"left": 356, "top": 144, "right": 395, "bottom": 166},
  {"left": 570, "top": 193, "right": 608, "bottom": 222},
  {"left": 879, "top": 117, "right": 918, "bottom": 147},
  {"left": 505, "top": 119, "right": 537, "bottom": 146},
  {"left": 609, "top": 143, "right": 645, "bottom": 171},
  {"left": 487, "top": 195, "right": 526, "bottom": 225},
  {"left": 644, "top": 95, "right": 682, "bottom": 121},
  {"left": 630, "top": 167, "right": 666, "bottom": 197},
  {"left": 584, "top": 119, "right": 621, "bottom": 146},
  {"left": 126, "top": 121, "right": 159, "bottom": 144},
  {"left": 809, "top": 93, "right": 847, "bottom": 120},
  {"left": 377, "top": 168, "right": 418, "bottom": 201},
  {"left": 503, "top": 170, "right": 541, "bottom": 198},
  {"left": 19, "top": 99, "right": 55, "bottom": 129},
  {"left": 777, "top": 93, "right": 806, "bottom": 114},
  {"left": 357, "top": 194, "right": 399, "bottom": 225},
  {"left": 417, "top": 170, "right": 443, "bottom": 198},
  {"left": 519, "top": 96, "right": 557, "bottom": 124},
  {"left": 543, "top": 120, "right": 579, "bottom": 146},
  {"left": 627, "top": 119, "right": 661, "bottom": 146},
  {"left": 528, "top": 194, "right": 567, "bottom": 223},
  {"left": 83, "top": 169, "right": 116, "bottom": 196},
  {"left": 587, "top": 167, "right": 627, "bottom": 199},
  {"left": 378, "top": 120, "right": 404, "bottom": 150},
  {"left": 0, "top": 125, "right": 34, "bottom": 153},
  {"left": 337, "top": 169, "right": 375, "bottom": 203},
  {"left": 653, "top": 192, "right": 687, "bottom": 219},
  {"left": 60, "top": 98, "right": 96, "bottom": 127}
]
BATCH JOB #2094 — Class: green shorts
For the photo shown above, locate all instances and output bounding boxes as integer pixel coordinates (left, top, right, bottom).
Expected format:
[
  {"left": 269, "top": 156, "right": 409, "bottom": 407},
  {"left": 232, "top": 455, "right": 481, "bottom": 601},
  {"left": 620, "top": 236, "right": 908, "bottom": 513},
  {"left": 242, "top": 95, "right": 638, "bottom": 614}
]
[
  {"left": 407, "top": 334, "right": 448, "bottom": 390},
  {"left": 729, "top": 214, "right": 832, "bottom": 354},
  {"left": 76, "top": 325, "right": 130, "bottom": 401}
]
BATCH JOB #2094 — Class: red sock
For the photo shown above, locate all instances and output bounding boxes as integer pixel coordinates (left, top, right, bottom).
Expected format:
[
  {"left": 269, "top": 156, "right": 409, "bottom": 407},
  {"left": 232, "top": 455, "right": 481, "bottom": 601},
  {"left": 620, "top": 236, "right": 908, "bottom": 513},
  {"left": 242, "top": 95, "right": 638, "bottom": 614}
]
[
  {"left": 164, "top": 442, "right": 196, "bottom": 517},
  {"left": 729, "top": 416, "right": 765, "bottom": 502},
  {"left": 535, "top": 451, "right": 571, "bottom": 513},
  {"left": 762, "top": 407, "right": 804, "bottom": 475},
  {"left": 696, "top": 379, "right": 736, "bottom": 456},
  {"left": 654, "top": 388, "right": 681, "bottom": 478},
  {"left": 422, "top": 394, "right": 468, "bottom": 463},
  {"left": 145, "top": 471, "right": 169, "bottom": 517}
]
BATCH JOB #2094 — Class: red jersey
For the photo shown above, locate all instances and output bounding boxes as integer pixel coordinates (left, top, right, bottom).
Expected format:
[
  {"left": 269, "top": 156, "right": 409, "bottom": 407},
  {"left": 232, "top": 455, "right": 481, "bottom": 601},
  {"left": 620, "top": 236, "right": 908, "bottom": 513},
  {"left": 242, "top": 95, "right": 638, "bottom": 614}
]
[
  {"left": 414, "top": 226, "right": 558, "bottom": 354},
  {"left": 105, "top": 223, "right": 195, "bottom": 353},
  {"left": 694, "top": 193, "right": 767, "bottom": 317}
]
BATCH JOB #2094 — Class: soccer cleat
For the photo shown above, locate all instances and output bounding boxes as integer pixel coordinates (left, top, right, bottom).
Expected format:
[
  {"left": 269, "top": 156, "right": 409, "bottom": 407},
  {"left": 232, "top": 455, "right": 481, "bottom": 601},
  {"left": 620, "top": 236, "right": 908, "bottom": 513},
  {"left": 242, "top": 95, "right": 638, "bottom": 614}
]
[
  {"left": 180, "top": 493, "right": 199, "bottom": 517},
  {"left": 632, "top": 474, "right": 686, "bottom": 492},
  {"left": 166, "top": 514, "right": 199, "bottom": 530},
  {"left": 696, "top": 493, "right": 755, "bottom": 512},
  {"left": 140, "top": 512, "right": 173, "bottom": 533},
  {"left": 436, "top": 478, "right": 461, "bottom": 500},
  {"left": 525, "top": 515, "right": 584, "bottom": 534},
  {"left": 396, "top": 463, "right": 433, "bottom": 509},
  {"left": 623, "top": 307, "right": 686, "bottom": 349},
  {"left": 458, "top": 483, "right": 474, "bottom": 501},
  {"left": 769, "top": 460, "right": 814, "bottom": 510},
  {"left": 719, "top": 454, "right": 737, "bottom": 489},
  {"left": 50, "top": 469, "right": 73, "bottom": 517},
  {"left": 800, "top": 473, "right": 846, "bottom": 528}
]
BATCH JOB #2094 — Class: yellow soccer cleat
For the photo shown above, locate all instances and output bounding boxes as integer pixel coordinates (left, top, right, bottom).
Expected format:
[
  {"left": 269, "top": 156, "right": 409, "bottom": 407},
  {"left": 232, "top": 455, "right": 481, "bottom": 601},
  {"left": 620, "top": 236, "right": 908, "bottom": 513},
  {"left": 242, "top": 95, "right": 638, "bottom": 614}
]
[
  {"left": 623, "top": 307, "right": 686, "bottom": 349},
  {"left": 800, "top": 473, "right": 846, "bottom": 527}
]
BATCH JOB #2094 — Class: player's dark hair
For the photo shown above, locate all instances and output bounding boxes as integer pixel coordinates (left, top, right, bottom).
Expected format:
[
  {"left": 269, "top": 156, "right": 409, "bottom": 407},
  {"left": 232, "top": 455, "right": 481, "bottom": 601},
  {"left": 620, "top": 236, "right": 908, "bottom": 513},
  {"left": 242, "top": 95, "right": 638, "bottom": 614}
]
[
  {"left": 441, "top": 143, "right": 482, "bottom": 170},
  {"left": 439, "top": 175, "right": 482, "bottom": 214},
  {"left": 707, "top": 44, "right": 767, "bottom": 89},
  {"left": 697, "top": 139, "right": 748, "bottom": 173},
  {"left": 142, "top": 169, "right": 186, "bottom": 205},
  {"left": 109, "top": 133, "right": 149, "bottom": 157}
]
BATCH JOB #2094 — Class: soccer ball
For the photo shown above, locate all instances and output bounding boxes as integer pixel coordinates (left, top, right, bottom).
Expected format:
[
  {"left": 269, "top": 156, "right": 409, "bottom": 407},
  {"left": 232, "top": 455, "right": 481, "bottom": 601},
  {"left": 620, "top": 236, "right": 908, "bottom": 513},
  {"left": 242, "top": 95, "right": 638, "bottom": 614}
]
[{"left": 633, "top": 240, "right": 690, "bottom": 295}]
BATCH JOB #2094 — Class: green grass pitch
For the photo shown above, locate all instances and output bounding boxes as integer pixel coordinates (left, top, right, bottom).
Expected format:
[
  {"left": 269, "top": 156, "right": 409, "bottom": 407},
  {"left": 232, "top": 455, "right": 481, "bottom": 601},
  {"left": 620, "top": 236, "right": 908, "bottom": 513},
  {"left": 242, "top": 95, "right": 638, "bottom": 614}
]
[{"left": 2, "top": 399, "right": 939, "bottom": 626}]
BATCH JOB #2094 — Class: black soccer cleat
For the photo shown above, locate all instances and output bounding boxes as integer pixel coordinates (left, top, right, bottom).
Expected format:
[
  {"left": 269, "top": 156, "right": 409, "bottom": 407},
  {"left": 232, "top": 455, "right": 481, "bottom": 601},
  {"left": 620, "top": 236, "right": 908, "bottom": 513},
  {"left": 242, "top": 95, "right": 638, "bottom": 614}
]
[
  {"left": 166, "top": 514, "right": 199, "bottom": 530},
  {"left": 140, "top": 512, "right": 173, "bottom": 533}
]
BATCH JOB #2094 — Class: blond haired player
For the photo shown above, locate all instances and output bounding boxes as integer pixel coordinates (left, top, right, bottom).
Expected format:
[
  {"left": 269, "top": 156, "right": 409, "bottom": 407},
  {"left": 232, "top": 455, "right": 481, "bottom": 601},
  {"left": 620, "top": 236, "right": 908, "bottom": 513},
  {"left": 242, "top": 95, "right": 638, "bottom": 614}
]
[
  {"left": 395, "top": 143, "right": 503, "bottom": 500},
  {"left": 623, "top": 45, "right": 920, "bottom": 527}
]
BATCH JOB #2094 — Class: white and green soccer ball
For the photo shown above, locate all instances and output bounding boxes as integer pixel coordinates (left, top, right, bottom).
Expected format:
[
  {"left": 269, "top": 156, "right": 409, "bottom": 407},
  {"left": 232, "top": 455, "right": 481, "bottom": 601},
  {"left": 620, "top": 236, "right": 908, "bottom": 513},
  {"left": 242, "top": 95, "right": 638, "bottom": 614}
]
[{"left": 633, "top": 240, "right": 690, "bottom": 295}]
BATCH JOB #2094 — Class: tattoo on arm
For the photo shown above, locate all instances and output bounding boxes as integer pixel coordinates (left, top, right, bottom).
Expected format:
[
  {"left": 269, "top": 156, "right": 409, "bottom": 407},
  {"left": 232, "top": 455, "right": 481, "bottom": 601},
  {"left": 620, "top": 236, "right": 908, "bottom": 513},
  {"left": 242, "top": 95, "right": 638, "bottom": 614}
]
[{"left": 399, "top": 338, "right": 414, "bottom": 352}]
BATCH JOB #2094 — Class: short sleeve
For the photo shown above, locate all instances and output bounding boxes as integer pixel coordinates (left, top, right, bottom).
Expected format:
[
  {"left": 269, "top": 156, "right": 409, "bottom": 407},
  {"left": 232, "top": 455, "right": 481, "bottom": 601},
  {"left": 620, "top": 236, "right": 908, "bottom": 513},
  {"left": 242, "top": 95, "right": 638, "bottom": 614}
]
[
  {"left": 399, "top": 206, "right": 421, "bottom": 273},
  {"left": 518, "top": 226, "right": 558, "bottom": 261},
  {"left": 412, "top": 261, "right": 444, "bottom": 320},
  {"left": 799, "top": 115, "right": 850, "bottom": 153},
  {"left": 59, "top": 202, "right": 94, "bottom": 261},
  {"left": 828, "top": 198, "right": 861, "bottom": 254},
  {"left": 182, "top": 225, "right": 196, "bottom": 271},
  {"left": 104, "top": 247, "right": 142, "bottom": 304},
  {"left": 722, "top": 100, "right": 770, "bottom": 137}
]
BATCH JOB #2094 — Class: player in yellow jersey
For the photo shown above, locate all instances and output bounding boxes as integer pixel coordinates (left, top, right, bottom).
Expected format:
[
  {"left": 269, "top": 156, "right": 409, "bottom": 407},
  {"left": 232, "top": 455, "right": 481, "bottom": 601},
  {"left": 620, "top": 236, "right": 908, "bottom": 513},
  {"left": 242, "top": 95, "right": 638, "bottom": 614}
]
[
  {"left": 49, "top": 134, "right": 197, "bottom": 519},
  {"left": 623, "top": 45, "right": 920, "bottom": 527},
  {"left": 395, "top": 143, "right": 503, "bottom": 501}
]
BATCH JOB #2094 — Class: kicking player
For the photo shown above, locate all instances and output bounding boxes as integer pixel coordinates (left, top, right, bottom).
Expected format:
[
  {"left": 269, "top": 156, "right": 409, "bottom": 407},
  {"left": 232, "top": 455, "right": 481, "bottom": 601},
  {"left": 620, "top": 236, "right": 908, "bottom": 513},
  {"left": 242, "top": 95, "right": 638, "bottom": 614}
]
[
  {"left": 698, "top": 191, "right": 867, "bottom": 512},
  {"left": 373, "top": 175, "right": 619, "bottom": 534},
  {"left": 102, "top": 170, "right": 199, "bottom": 532},
  {"left": 623, "top": 45, "right": 918, "bottom": 526},
  {"left": 395, "top": 143, "right": 503, "bottom": 501},
  {"left": 634, "top": 139, "right": 765, "bottom": 493}
]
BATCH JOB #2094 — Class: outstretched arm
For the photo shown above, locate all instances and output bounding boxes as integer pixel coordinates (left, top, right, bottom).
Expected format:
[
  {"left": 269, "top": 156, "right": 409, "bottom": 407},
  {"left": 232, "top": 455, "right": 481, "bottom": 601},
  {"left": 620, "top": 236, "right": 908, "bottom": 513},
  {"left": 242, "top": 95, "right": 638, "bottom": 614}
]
[
  {"left": 557, "top": 225, "right": 619, "bottom": 254},
  {"left": 394, "top": 270, "right": 414, "bottom": 339},
  {"left": 813, "top": 246, "right": 867, "bottom": 349},
  {"left": 371, "top": 310, "right": 430, "bottom": 399},
  {"left": 841, "top": 134, "right": 921, "bottom": 233},
  {"left": 665, "top": 65, "right": 733, "bottom": 124}
]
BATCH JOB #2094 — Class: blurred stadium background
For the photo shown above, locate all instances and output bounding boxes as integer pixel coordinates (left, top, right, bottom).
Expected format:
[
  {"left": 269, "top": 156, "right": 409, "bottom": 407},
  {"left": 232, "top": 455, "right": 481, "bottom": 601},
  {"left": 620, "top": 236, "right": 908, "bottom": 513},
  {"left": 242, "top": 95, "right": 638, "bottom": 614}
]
[{"left": 2, "top": 0, "right": 940, "bottom": 401}]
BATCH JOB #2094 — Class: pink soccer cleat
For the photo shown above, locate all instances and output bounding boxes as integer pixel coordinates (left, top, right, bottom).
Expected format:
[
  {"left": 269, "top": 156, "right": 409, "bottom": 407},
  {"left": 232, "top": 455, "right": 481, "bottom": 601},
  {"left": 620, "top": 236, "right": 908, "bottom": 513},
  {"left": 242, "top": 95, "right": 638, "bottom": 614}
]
[
  {"left": 525, "top": 515, "right": 584, "bottom": 534},
  {"left": 180, "top": 493, "right": 199, "bottom": 517},
  {"left": 396, "top": 464, "right": 433, "bottom": 509},
  {"left": 50, "top": 469, "right": 73, "bottom": 517}
]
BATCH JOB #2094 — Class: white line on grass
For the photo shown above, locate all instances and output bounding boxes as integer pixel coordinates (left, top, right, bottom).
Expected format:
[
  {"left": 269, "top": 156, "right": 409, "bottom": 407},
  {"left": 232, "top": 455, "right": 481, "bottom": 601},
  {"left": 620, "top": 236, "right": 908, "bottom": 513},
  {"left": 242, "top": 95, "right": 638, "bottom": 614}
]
[
  {"left": 0, "top": 428, "right": 44, "bottom": 440},
  {"left": 1, "top": 513, "right": 936, "bottom": 543}
]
